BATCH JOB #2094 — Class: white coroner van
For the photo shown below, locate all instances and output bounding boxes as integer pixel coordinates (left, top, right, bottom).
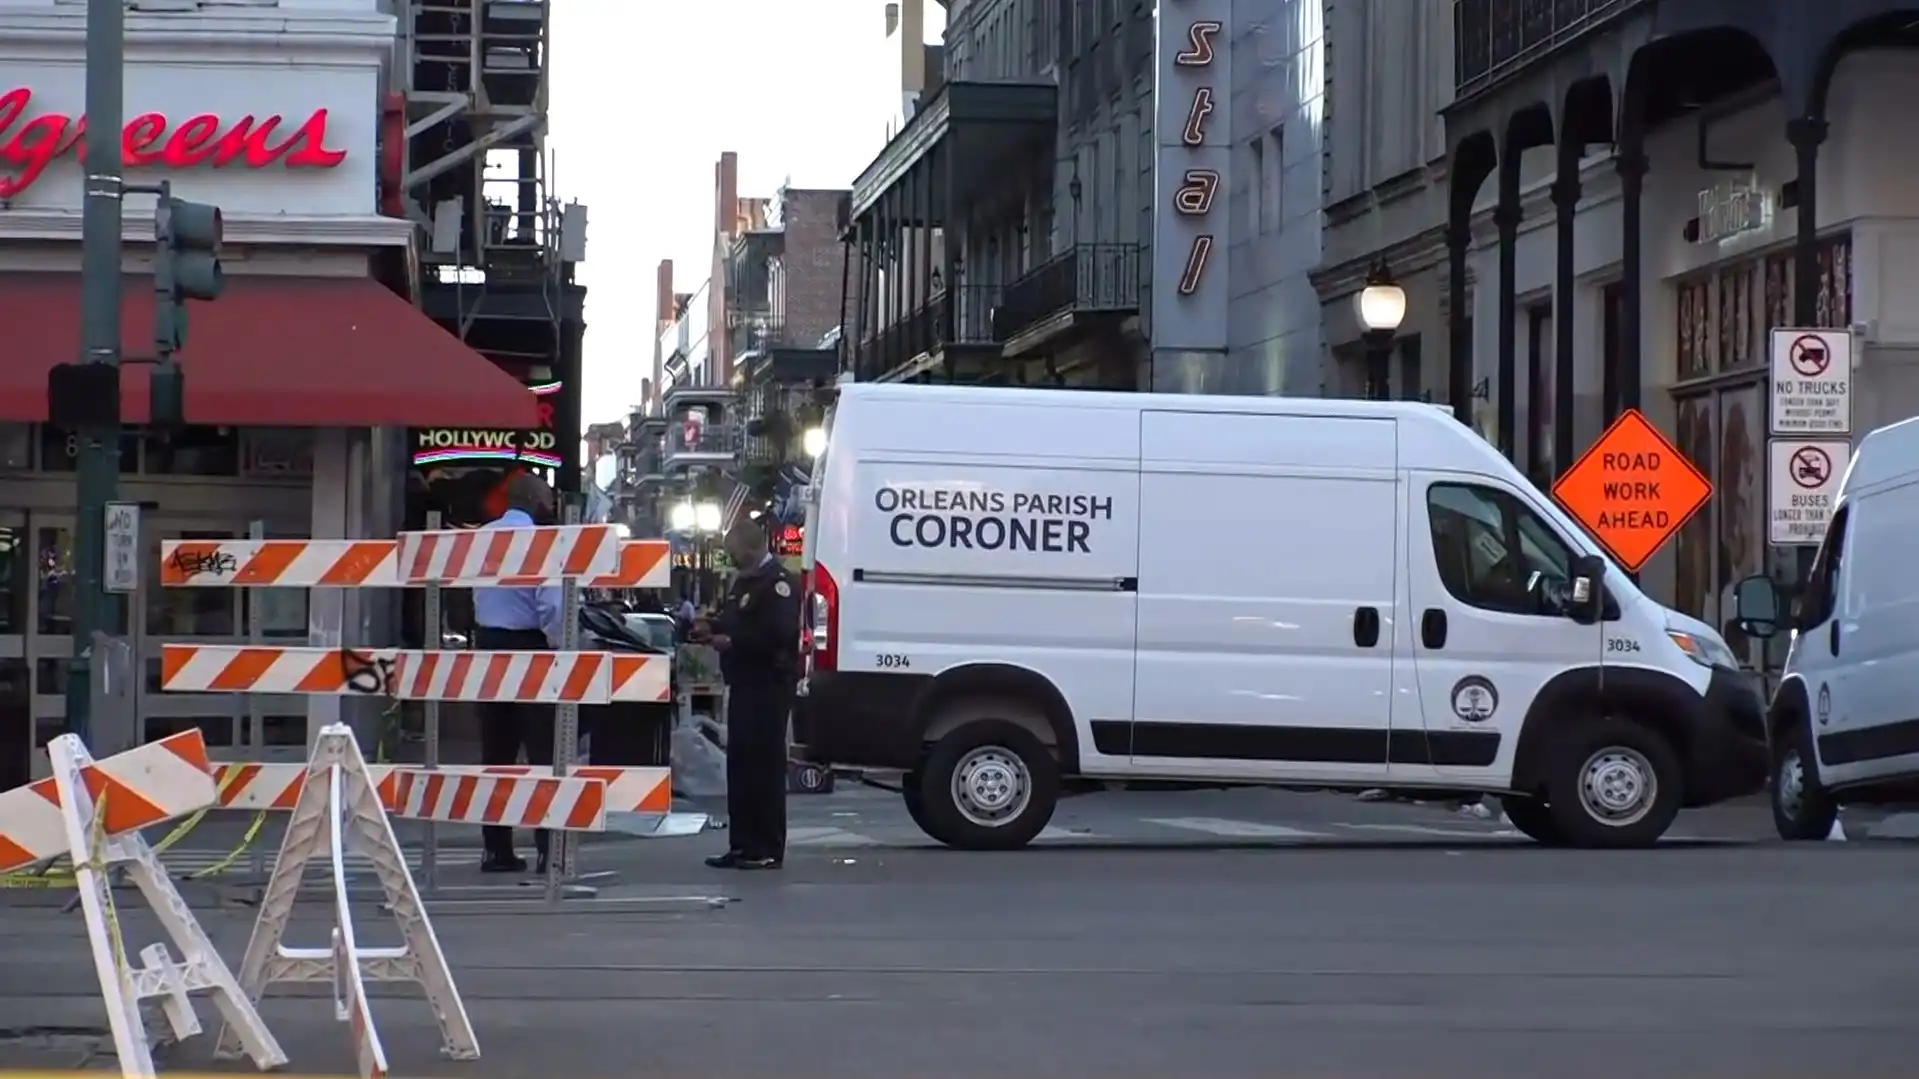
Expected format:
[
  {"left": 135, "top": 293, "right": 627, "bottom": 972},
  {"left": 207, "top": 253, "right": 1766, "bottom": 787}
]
[
  {"left": 794, "top": 384, "right": 1767, "bottom": 849},
  {"left": 1733, "top": 414, "right": 1919, "bottom": 839}
]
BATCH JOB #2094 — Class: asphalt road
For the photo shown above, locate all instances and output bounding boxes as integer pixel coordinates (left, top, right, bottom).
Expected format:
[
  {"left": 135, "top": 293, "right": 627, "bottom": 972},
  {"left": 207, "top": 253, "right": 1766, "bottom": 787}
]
[{"left": 2, "top": 790, "right": 1916, "bottom": 1078}]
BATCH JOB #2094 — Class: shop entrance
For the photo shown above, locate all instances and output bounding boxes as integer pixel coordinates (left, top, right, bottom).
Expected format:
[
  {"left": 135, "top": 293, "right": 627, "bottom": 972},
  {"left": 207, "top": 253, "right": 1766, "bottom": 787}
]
[{"left": 8, "top": 507, "right": 312, "bottom": 783}]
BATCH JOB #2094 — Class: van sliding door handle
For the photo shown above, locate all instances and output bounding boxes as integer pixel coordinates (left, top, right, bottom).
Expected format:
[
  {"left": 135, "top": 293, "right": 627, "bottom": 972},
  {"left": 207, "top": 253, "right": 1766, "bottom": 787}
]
[
  {"left": 1352, "top": 606, "right": 1380, "bottom": 648},
  {"left": 1829, "top": 619, "right": 1841, "bottom": 656},
  {"left": 1421, "top": 608, "right": 1448, "bottom": 649}
]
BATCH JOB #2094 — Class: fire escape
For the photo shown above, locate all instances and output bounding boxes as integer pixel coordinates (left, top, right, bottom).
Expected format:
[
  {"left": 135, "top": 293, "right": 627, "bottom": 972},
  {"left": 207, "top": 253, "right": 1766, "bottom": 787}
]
[{"left": 401, "top": 0, "right": 589, "bottom": 492}]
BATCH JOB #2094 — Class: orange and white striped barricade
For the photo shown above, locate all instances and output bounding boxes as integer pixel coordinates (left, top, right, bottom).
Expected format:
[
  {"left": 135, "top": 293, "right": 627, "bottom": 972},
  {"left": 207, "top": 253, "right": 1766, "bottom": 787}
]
[
  {"left": 160, "top": 518, "right": 713, "bottom": 912},
  {"left": 159, "top": 535, "right": 673, "bottom": 590},
  {"left": 3, "top": 729, "right": 287, "bottom": 1078},
  {"left": 216, "top": 723, "right": 478, "bottom": 1067}
]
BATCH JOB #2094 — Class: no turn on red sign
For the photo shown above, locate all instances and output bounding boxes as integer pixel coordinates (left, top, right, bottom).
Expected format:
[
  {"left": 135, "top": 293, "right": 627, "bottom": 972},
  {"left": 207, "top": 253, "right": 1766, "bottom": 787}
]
[
  {"left": 1768, "top": 439, "right": 1848, "bottom": 546},
  {"left": 1770, "top": 327, "right": 1852, "bottom": 435}
]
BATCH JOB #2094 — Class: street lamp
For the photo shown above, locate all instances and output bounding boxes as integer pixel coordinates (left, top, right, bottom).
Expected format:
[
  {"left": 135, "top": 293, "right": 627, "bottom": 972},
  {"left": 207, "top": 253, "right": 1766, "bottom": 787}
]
[
  {"left": 668, "top": 500, "right": 696, "bottom": 532},
  {"left": 801, "top": 426, "right": 827, "bottom": 458},
  {"left": 1354, "top": 259, "right": 1406, "bottom": 401},
  {"left": 694, "top": 500, "right": 723, "bottom": 533}
]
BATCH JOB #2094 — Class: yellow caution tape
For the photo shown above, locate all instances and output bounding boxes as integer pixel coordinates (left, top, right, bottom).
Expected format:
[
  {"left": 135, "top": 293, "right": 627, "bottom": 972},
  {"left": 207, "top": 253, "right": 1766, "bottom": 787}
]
[{"left": 0, "top": 762, "right": 264, "bottom": 888}]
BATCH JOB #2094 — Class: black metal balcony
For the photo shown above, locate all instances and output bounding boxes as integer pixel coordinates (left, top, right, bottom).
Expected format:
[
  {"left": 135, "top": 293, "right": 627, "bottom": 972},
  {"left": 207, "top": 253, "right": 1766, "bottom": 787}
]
[
  {"left": 854, "top": 285, "right": 1003, "bottom": 381},
  {"left": 993, "top": 244, "right": 1140, "bottom": 353},
  {"left": 1454, "top": 0, "right": 1649, "bottom": 100}
]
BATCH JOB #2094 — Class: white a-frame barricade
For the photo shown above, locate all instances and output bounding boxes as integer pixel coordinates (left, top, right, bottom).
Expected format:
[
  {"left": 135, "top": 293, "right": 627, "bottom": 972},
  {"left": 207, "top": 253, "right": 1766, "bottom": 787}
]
[
  {"left": 216, "top": 723, "right": 479, "bottom": 1066},
  {"left": 0, "top": 729, "right": 285, "bottom": 1077}
]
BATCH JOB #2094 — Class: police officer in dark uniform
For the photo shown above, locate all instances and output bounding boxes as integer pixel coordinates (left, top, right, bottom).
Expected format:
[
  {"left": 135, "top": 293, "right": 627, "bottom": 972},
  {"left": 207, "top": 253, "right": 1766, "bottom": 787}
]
[{"left": 698, "top": 518, "right": 800, "bottom": 870}]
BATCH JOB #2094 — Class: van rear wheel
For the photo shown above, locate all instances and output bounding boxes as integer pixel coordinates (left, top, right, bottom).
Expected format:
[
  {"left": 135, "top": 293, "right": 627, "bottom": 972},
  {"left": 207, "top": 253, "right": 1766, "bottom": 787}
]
[
  {"left": 1543, "top": 716, "right": 1683, "bottom": 849},
  {"left": 917, "top": 720, "right": 1059, "bottom": 850}
]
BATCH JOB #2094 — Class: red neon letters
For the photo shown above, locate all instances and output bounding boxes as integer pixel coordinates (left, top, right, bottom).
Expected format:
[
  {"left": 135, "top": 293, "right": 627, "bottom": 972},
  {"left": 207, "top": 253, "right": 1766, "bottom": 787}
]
[{"left": 0, "top": 87, "right": 348, "bottom": 198}]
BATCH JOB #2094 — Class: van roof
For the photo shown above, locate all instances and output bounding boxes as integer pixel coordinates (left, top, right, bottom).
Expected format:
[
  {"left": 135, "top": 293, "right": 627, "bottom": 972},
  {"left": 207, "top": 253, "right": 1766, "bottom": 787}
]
[
  {"left": 840, "top": 381, "right": 1462, "bottom": 421},
  {"left": 1844, "top": 414, "right": 1919, "bottom": 494},
  {"left": 836, "top": 381, "right": 1517, "bottom": 474}
]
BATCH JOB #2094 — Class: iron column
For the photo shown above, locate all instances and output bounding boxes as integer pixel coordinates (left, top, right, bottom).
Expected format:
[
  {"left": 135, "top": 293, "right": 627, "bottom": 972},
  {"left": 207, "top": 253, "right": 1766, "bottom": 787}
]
[{"left": 67, "top": 0, "right": 127, "bottom": 744}]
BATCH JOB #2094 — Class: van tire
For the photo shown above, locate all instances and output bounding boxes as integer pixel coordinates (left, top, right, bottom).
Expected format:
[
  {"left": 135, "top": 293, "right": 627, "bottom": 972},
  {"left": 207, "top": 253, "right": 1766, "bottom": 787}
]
[
  {"left": 900, "top": 771, "right": 947, "bottom": 843},
  {"left": 1771, "top": 718, "right": 1839, "bottom": 841},
  {"left": 1499, "top": 796, "right": 1567, "bottom": 845},
  {"left": 917, "top": 720, "right": 1059, "bottom": 850},
  {"left": 1543, "top": 716, "right": 1683, "bottom": 849}
]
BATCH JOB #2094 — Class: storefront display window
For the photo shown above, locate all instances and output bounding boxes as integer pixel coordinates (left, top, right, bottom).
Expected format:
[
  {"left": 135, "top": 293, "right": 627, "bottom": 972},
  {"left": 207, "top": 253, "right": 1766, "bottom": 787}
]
[
  {"left": 38, "top": 425, "right": 138, "bottom": 473},
  {"left": 37, "top": 525, "right": 125, "bottom": 635},
  {"left": 144, "top": 426, "right": 240, "bottom": 477},
  {"left": 1670, "top": 234, "right": 1851, "bottom": 659}
]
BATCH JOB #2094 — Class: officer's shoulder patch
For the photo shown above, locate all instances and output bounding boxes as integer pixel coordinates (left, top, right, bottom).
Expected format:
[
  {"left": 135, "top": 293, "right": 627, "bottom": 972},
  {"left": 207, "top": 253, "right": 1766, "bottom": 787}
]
[
  {"left": 740, "top": 592, "right": 752, "bottom": 608},
  {"left": 774, "top": 580, "right": 791, "bottom": 597}
]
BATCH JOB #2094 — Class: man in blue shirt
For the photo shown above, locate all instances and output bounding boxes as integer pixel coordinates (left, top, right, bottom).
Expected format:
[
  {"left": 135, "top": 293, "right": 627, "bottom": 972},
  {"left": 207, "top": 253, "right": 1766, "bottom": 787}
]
[{"left": 472, "top": 470, "right": 564, "bottom": 872}]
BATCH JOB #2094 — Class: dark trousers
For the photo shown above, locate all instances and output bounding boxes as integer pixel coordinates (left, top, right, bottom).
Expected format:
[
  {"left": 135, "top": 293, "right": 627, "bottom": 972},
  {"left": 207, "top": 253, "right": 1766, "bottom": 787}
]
[
  {"left": 476, "top": 627, "right": 554, "bottom": 860},
  {"left": 725, "top": 678, "right": 791, "bottom": 859}
]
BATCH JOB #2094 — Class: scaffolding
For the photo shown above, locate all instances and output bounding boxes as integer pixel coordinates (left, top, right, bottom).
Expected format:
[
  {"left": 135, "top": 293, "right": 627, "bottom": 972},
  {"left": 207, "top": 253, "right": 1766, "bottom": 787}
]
[{"left": 400, "top": 0, "right": 583, "bottom": 361}]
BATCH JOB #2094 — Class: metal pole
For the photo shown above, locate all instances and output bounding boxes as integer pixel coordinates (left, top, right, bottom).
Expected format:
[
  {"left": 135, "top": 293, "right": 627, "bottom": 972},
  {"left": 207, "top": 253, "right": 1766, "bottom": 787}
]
[
  {"left": 67, "top": 0, "right": 126, "bottom": 745},
  {"left": 421, "top": 510, "right": 443, "bottom": 895},
  {"left": 545, "top": 498, "right": 582, "bottom": 904}
]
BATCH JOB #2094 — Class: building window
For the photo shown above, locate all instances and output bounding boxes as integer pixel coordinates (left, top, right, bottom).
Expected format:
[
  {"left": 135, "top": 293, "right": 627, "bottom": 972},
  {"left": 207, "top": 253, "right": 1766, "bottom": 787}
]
[
  {"left": 1524, "top": 302, "right": 1553, "bottom": 488},
  {"left": 38, "top": 425, "right": 137, "bottom": 473},
  {"left": 1669, "top": 233, "right": 1851, "bottom": 655},
  {"left": 1246, "top": 138, "right": 1265, "bottom": 236},
  {"left": 1263, "top": 127, "right": 1283, "bottom": 233},
  {"left": 144, "top": 426, "right": 240, "bottom": 477},
  {"left": 1397, "top": 335, "right": 1422, "bottom": 401}
]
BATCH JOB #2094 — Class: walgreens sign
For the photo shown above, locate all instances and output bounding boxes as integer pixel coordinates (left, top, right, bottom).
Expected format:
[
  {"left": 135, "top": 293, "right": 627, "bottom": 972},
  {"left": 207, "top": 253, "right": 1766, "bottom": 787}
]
[{"left": 0, "top": 87, "right": 348, "bottom": 198}]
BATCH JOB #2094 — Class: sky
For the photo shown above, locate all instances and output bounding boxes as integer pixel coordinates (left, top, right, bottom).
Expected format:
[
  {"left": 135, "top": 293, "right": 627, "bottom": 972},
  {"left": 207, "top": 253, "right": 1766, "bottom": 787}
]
[{"left": 549, "top": 0, "right": 940, "bottom": 425}]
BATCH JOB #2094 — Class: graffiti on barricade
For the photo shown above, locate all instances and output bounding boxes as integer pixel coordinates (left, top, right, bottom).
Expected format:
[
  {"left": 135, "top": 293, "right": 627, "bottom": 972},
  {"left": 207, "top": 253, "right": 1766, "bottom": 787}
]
[
  {"left": 168, "top": 546, "right": 237, "bottom": 576},
  {"left": 340, "top": 648, "right": 398, "bottom": 696}
]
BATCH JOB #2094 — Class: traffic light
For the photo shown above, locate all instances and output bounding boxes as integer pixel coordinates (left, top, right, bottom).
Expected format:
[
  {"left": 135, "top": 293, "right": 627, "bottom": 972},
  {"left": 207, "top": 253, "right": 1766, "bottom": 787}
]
[
  {"left": 154, "top": 190, "right": 223, "bottom": 352},
  {"left": 151, "top": 187, "right": 222, "bottom": 427}
]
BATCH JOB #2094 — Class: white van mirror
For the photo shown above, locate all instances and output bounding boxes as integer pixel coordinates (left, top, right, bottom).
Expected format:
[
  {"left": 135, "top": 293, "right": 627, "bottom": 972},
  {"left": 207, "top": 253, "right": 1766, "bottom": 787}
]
[
  {"left": 1567, "top": 554, "right": 1605, "bottom": 625},
  {"left": 1732, "top": 574, "right": 1782, "bottom": 639}
]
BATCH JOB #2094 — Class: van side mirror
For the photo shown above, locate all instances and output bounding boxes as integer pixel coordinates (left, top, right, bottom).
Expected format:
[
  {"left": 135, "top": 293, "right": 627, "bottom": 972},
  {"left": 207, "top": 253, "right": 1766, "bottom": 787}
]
[
  {"left": 1733, "top": 574, "right": 1782, "bottom": 639},
  {"left": 1567, "top": 554, "right": 1605, "bottom": 625}
]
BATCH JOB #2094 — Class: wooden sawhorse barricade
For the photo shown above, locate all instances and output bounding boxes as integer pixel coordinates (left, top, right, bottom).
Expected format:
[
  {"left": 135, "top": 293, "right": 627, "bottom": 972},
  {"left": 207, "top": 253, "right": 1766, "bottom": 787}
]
[{"left": 155, "top": 522, "right": 720, "bottom": 911}]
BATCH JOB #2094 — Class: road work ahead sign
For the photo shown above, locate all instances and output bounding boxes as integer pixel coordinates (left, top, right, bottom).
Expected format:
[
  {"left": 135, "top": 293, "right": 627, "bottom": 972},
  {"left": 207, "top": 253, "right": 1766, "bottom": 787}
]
[{"left": 1551, "top": 409, "right": 1712, "bottom": 573}]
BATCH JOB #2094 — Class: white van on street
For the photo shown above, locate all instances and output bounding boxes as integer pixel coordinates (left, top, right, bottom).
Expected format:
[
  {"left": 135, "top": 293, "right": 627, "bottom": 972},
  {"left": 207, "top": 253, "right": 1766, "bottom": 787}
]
[
  {"left": 1734, "top": 415, "right": 1919, "bottom": 838},
  {"left": 795, "top": 384, "right": 1767, "bottom": 849}
]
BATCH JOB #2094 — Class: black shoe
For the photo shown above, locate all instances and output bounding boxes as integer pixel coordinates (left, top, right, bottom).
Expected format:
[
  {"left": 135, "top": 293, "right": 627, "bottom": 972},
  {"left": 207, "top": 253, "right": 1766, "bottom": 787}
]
[
  {"left": 534, "top": 857, "right": 549, "bottom": 876},
  {"left": 480, "top": 853, "right": 527, "bottom": 874},
  {"left": 736, "top": 855, "right": 783, "bottom": 870},
  {"left": 705, "top": 851, "right": 745, "bottom": 869}
]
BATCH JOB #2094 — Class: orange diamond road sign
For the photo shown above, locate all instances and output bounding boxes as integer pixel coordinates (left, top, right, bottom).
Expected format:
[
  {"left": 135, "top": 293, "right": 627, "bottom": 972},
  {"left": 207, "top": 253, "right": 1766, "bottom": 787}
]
[{"left": 1552, "top": 408, "right": 1712, "bottom": 572}]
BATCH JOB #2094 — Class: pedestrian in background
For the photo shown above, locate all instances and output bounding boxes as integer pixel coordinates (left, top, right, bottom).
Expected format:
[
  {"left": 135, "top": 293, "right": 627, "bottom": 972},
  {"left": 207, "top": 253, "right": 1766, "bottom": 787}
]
[
  {"left": 697, "top": 518, "right": 800, "bottom": 870},
  {"left": 472, "top": 470, "right": 563, "bottom": 873}
]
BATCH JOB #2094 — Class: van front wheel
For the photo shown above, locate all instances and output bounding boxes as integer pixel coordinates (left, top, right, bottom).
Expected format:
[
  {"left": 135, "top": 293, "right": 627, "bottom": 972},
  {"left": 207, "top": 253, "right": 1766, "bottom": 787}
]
[
  {"left": 1771, "top": 719, "right": 1838, "bottom": 841},
  {"left": 1544, "top": 716, "right": 1683, "bottom": 848},
  {"left": 917, "top": 721, "right": 1059, "bottom": 850}
]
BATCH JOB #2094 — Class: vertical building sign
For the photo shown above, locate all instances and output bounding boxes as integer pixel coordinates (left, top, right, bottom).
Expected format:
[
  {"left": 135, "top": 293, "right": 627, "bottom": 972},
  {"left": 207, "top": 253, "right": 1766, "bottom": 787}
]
[{"left": 1150, "top": 0, "right": 1232, "bottom": 386}]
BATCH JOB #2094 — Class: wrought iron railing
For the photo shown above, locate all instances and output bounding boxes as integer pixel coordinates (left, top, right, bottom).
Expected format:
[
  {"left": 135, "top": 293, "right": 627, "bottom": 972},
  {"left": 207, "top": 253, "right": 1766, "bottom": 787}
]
[
  {"left": 664, "top": 423, "right": 743, "bottom": 457},
  {"left": 1453, "top": 0, "right": 1647, "bottom": 99},
  {"left": 854, "top": 284, "right": 1004, "bottom": 380},
  {"left": 992, "top": 243, "right": 1141, "bottom": 340}
]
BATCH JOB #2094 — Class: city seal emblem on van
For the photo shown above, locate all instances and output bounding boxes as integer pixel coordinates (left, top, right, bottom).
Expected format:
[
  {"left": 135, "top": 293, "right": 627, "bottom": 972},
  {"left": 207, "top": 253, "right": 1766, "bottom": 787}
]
[
  {"left": 1451, "top": 676, "right": 1498, "bottom": 722},
  {"left": 1817, "top": 682, "right": 1830, "bottom": 726}
]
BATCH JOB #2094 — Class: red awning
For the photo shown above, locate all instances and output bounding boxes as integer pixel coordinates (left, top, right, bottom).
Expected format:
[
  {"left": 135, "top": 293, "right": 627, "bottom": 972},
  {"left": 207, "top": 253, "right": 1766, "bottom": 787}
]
[{"left": 0, "top": 274, "right": 540, "bottom": 427}]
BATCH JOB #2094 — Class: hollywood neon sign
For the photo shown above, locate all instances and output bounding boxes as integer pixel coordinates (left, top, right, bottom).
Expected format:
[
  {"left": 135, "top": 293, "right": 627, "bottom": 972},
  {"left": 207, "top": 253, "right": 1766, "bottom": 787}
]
[
  {"left": 412, "top": 382, "right": 564, "bottom": 468},
  {"left": 0, "top": 86, "right": 349, "bottom": 198}
]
